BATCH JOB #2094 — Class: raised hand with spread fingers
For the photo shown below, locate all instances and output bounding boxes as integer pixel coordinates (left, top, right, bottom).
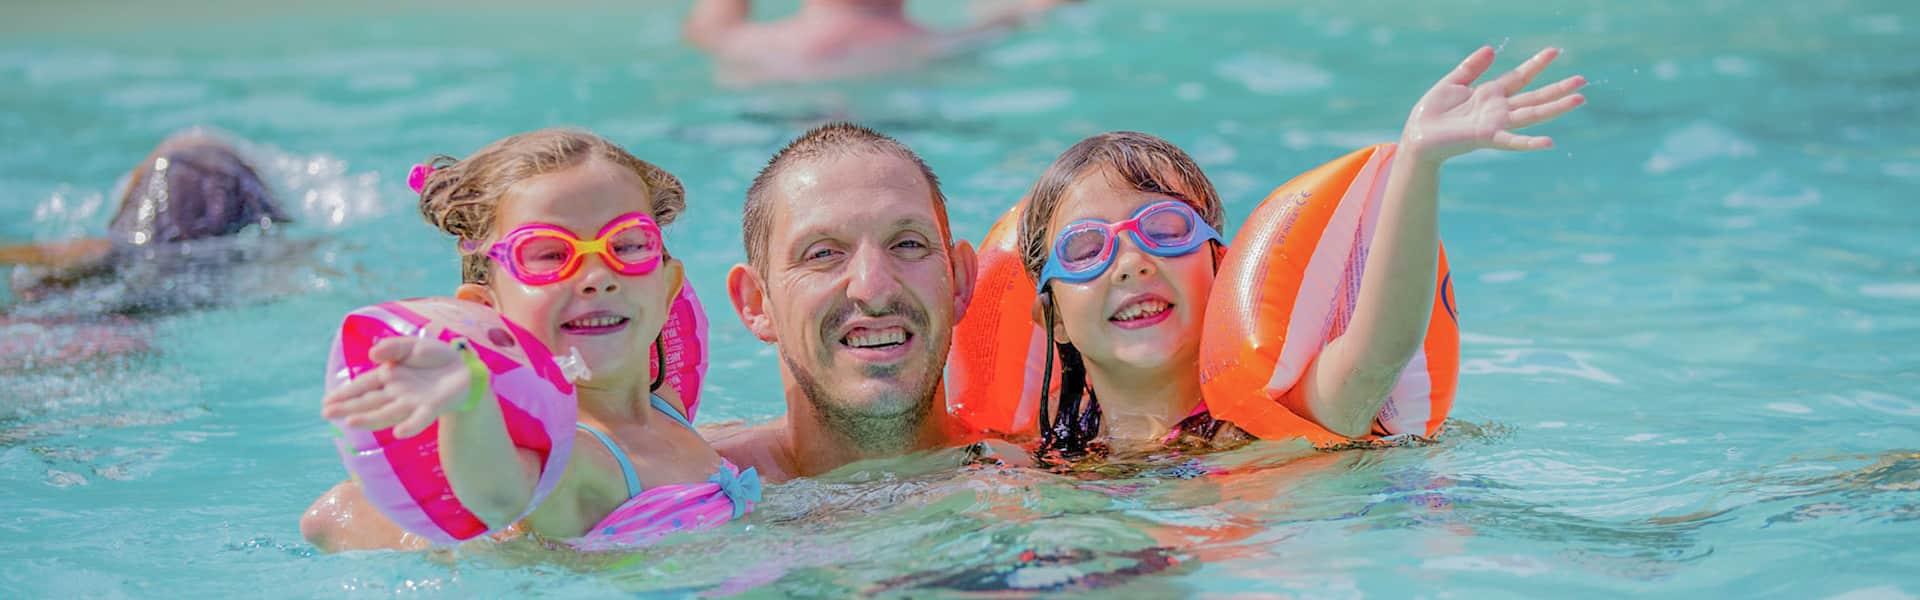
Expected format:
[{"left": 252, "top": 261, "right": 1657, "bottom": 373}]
[{"left": 1401, "top": 46, "right": 1589, "bottom": 165}]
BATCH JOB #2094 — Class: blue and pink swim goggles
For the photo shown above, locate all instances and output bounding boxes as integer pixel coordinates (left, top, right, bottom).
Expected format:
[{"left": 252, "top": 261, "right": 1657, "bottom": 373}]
[{"left": 1038, "top": 199, "right": 1223, "bottom": 287}]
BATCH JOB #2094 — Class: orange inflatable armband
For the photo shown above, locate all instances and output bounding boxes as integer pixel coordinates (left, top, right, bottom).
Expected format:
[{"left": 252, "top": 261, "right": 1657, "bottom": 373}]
[
  {"left": 946, "top": 202, "right": 1053, "bottom": 437},
  {"left": 1199, "top": 144, "right": 1459, "bottom": 445}
]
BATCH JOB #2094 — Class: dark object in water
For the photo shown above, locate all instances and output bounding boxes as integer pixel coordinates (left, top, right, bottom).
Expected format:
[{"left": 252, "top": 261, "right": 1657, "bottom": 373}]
[
  {"left": 870, "top": 546, "right": 1190, "bottom": 594},
  {"left": 107, "top": 132, "right": 289, "bottom": 246},
  {"left": 6, "top": 132, "right": 294, "bottom": 315}
]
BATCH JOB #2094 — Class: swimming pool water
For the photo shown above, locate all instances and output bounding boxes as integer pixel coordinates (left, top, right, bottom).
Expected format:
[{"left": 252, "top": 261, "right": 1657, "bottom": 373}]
[{"left": 3, "top": 0, "right": 1917, "bottom": 596}]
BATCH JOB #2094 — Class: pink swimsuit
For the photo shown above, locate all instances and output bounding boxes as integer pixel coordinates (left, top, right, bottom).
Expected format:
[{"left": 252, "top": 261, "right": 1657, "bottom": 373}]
[{"left": 569, "top": 395, "right": 759, "bottom": 550}]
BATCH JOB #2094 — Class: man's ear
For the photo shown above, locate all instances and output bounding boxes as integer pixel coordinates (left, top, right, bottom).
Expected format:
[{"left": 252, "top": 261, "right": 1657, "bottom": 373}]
[
  {"left": 455, "top": 283, "right": 494, "bottom": 307},
  {"left": 726, "top": 263, "right": 778, "bottom": 343},
  {"left": 947, "top": 239, "right": 978, "bottom": 323}
]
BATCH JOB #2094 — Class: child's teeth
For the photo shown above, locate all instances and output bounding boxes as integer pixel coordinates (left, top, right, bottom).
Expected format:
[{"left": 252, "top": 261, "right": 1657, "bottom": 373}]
[{"left": 1115, "top": 300, "right": 1169, "bottom": 321}]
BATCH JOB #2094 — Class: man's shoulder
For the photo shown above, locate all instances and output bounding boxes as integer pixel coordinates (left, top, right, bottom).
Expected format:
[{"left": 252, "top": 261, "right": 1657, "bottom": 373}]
[
  {"left": 701, "top": 417, "right": 781, "bottom": 447},
  {"left": 699, "top": 416, "right": 796, "bottom": 483}
]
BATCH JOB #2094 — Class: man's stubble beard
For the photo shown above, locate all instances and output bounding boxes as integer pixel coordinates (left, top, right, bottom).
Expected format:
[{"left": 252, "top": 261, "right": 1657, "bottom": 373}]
[{"left": 782, "top": 334, "right": 949, "bottom": 457}]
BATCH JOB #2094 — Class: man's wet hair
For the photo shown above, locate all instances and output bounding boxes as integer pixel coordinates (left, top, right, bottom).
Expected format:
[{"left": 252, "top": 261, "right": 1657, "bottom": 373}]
[{"left": 741, "top": 122, "right": 950, "bottom": 273}]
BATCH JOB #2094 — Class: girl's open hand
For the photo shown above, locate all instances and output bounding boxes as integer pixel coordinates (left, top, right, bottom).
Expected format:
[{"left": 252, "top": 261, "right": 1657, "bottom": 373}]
[
  {"left": 1400, "top": 47, "right": 1587, "bottom": 166},
  {"left": 321, "top": 336, "right": 473, "bottom": 438}
]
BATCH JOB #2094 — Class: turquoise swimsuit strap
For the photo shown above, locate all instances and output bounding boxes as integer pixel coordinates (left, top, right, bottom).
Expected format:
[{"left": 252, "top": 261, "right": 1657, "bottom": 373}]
[
  {"left": 573, "top": 396, "right": 694, "bottom": 501},
  {"left": 575, "top": 423, "right": 643, "bottom": 500},
  {"left": 646, "top": 395, "right": 743, "bottom": 498},
  {"left": 648, "top": 394, "right": 695, "bottom": 430}
]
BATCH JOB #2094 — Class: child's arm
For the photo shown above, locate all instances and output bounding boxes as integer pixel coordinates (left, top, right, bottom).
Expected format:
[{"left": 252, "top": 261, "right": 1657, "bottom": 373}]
[
  {"left": 1290, "top": 47, "right": 1587, "bottom": 437},
  {"left": 684, "top": 0, "right": 752, "bottom": 51},
  {"left": 967, "top": 0, "right": 1079, "bottom": 34},
  {"left": 0, "top": 238, "right": 112, "bottom": 268},
  {"left": 320, "top": 337, "right": 590, "bottom": 532}
]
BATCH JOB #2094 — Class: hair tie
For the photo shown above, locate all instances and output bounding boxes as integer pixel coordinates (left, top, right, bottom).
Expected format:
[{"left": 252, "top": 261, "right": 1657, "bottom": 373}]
[{"left": 407, "top": 164, "right": 436, "bottom": 194}]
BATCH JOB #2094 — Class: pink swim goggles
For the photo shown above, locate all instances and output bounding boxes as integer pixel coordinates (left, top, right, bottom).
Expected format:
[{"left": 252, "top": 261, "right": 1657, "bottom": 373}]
[{"left": 473, "top": 212, "right": 664, "bottom": 286}]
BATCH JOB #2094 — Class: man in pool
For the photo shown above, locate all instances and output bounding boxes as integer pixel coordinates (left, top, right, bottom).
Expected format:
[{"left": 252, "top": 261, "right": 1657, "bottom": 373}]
[
  {"left": 709, "top": 122, "right": 995, "bottom": 482},
  {"left": 683, "top": 0, "right": 1077, "bottom": 85}
]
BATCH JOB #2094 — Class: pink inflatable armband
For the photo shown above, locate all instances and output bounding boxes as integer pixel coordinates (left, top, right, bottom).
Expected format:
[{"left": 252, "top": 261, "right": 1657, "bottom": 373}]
[
  {"left": 650, "top": 282, "right": 710, "bottom": 420},
  {"left": 325, "top": 297, "right": 577, "bottom": 545}
]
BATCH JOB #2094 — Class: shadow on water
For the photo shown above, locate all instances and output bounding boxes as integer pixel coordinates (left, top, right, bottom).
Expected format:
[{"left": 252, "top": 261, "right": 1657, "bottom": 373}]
[
  {"left": 1751, "top": 450, "right": 1920, "bottom": 527},
  {"left": 4, "top": 235, "right": 338, "bottom": 322},
  {"left": 0, "top": 233, "right": 343, "bottom": 452}
]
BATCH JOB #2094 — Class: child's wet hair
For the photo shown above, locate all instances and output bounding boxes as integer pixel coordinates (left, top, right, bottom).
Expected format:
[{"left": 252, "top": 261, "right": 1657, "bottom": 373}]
[
  {"left": 414, "top": 128, "right": 686, "bottom": 285},
  {"left": 110, "top": 132, "right": 288, "bottom": 246},
  {"left": 1016, "top": 131, "right": 1224, "bottom": 285}
]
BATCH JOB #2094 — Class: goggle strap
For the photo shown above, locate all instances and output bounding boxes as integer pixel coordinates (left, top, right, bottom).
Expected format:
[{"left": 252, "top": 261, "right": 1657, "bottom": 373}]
[{"left": 1038, "top": 289, "right": 1056, "bottom": 450}]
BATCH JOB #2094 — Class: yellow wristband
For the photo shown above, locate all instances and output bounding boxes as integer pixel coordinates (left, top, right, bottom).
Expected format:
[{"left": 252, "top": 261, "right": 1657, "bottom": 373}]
[{"left": 451, "top": 339, "right": 490, "bottom": 413}]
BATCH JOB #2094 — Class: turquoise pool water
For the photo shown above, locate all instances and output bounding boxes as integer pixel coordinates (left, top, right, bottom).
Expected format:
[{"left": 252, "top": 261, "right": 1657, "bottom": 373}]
[{"left": 4, "top": 0, "right": 1917, "bottom": 596}]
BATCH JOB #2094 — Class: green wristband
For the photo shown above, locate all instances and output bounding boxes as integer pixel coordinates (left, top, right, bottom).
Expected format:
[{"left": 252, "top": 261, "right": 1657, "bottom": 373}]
[{"left": 451, "top": 339, "right": 490, "bottom": 413}]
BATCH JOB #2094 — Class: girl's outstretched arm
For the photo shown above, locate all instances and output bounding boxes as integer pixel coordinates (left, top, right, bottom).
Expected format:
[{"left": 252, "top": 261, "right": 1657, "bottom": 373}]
[
  {"left": 321, "top": 336, "right": 546, "bottom": 529},
  {"left": 1291, "top": 47, "right": 1587, "bottom": 437}
]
